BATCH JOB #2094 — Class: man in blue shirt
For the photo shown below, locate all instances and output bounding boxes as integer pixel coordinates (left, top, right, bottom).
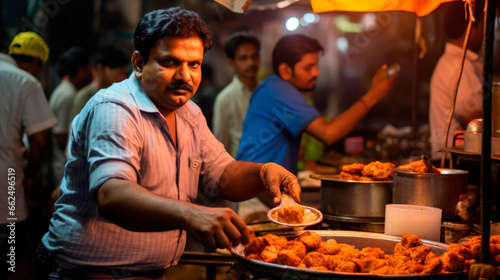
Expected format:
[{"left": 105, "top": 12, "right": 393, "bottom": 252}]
[{"left": 237, "top": 34, "right": 397, "bottom": 174}]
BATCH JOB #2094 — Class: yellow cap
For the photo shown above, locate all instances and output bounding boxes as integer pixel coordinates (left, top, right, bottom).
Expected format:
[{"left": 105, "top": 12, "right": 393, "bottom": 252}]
[{"left": 8, "top": 32, "right": 49, "bottom": 63}]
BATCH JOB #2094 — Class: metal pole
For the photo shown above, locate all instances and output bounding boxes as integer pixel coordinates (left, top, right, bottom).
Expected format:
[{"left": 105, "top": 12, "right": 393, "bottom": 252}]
[{"left": 480, "top": 0, "right": 495, "bottom": 265}]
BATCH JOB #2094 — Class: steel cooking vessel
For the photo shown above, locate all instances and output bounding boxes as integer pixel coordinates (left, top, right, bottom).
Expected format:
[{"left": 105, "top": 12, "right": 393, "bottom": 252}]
[
  {"left": 318, "top": 175, "right": 392, "bottom": 218},
  {"left": 392, "top": 168, "right": 468, "bottom": 220}
]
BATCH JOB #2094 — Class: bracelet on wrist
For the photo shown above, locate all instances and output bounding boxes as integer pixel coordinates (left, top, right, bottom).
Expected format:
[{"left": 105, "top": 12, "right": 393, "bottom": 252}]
[
  {"left": 259, "top": 162, "right": 276, "bottom": 189},
  {"left": 358, "top": 98, "right": 370, "bottom": 111}
]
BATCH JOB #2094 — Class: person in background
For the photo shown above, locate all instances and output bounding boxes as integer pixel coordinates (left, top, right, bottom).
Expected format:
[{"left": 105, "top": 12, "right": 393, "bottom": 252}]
[
  {"left": 429, "top": 0, "right": 485, "bottom": 161},
  {"left": 213, "top": 32, "right": 260, "bottom": 157},
  {"left": 69, "top": 45, "right": 130, "bottom": 121},
  {"left": 40, "top": 8, "right": 300, "bottom": 278},
  {"left": 48, "top": 47, "right": 92, "bottom": 185},
  {"left": 237, "top": 34, "right": 397, "bottom": 175},
  {"left": 195, "top": 64, "right": 219, "bottom": 130},
  {"left": 0, "top": 31, "right": 57, "bottom": 280}
]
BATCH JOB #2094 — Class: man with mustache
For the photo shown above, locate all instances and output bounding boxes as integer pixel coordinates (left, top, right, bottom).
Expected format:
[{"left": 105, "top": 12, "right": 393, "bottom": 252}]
[
  {"left": 236, "top": 34, "right": 397, "bottom": 175},
  {"left": 40, "top": 8, "right": 300, "bottom": 279},
  {"left": 213, "top": 32, "right": 261, "bottom": 157}
]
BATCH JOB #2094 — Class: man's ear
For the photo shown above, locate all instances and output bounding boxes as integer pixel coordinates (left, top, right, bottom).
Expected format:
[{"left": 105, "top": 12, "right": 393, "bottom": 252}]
[
  {"left": 131, "top": 51, "right": 144, "bottom": 78},
  {"left": 278, "top": 63, "right": 292, "bottom": 80}
]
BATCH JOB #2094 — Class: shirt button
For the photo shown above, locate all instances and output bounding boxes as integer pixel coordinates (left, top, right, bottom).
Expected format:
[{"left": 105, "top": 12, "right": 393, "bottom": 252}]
[{"left": 192, "top": 161, "right": 200, "bottom": 168}]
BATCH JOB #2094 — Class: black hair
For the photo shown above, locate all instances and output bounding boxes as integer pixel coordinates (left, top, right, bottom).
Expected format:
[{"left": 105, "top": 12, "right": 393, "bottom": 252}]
[
  {"left": 94, "top": 46, "right": 129, "bottom": 68},
  {"left": 224, "top": 31, "right": 260, "bottom": 60},
  {"left": 133, "top": 7, "right": 213, "bottom": 62},
  {"left": 444, "top": 0, "right": 485, "bottom": 39},
  {"left": 56, "top": 46, "right": 90, "bottom": 78},
  {"left": 272, "top": 34, "right": 323, "bottom": 75}
]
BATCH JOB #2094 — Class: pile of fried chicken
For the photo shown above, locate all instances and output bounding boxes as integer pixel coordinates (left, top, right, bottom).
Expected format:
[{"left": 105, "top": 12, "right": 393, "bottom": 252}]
[
  {"left": 243, "top": 231, "right": 500, "bottom": 275},
  {"left": 340, "top": 161, "right": 395, "bottom": 181},
  {"left": 339, "top": 159, "right": 440, "bottom": 182}
]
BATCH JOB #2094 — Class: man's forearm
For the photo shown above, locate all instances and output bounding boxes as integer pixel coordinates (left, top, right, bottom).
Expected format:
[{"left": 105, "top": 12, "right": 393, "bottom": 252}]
[
  {"left": 97, "top": 178, "right": 198, "bottom": 232},
  {"left": 217, "top": 161, "right": 265, "bottom": 202}
]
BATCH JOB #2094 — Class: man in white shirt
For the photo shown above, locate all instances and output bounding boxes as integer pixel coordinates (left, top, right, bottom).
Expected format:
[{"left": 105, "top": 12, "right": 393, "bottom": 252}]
[
  {"left": 429, "top": 0, "right": 485, "bottom": 161},
  {"left": 0, "top": 31, "right": 57, "bottom": 280},
  {"left": 213, "top": 32, "right": 260, "bottom": 157}
]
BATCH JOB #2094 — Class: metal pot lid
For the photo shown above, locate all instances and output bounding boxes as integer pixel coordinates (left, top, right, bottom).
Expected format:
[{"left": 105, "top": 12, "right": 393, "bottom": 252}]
[{"left": 466, "top": 118, "right": 483, "bottom": 133}]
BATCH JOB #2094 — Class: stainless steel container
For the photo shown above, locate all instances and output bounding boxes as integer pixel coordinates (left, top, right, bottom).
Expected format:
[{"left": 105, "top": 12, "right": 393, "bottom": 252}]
[
  {"left": 318, "top": 175, "right": 392, "bottom": 218},
  {"left": 392, "top": 168, "right": 468, "bottom": 220},
  {"left": 464, "top": 118, "right": 483, "bottom": 153}
]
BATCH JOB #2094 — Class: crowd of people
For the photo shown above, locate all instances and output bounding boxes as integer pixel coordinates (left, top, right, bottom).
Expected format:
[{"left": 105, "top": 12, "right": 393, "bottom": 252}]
[{"left": 0, "top": 1, "right": 484, "bottom": 279}]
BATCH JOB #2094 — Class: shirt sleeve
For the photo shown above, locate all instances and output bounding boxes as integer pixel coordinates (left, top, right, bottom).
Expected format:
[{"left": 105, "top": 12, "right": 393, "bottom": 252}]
[
  {"left": 86, "top": 102, "right": 142, "bottom": 195},
  {"left": 22, "top": 80, "right": 58, "bottom": 135}
]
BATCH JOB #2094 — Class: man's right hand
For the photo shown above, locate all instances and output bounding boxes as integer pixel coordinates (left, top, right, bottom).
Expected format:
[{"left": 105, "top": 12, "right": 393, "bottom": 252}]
[
  {"left": 184, "top": 205, "right": 250, "bottom": 251},
  {"left": 367, "top": 64, "right": 398, "bottom": 104}
]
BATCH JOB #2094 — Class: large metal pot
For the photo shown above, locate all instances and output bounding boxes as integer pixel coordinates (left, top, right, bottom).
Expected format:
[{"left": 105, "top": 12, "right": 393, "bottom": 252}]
[
  {"left": 392, "top": 168, "right": 468, "bottom": 220},
  {"left": 318, "top": 175, "right": 392, "bottom": 218}
]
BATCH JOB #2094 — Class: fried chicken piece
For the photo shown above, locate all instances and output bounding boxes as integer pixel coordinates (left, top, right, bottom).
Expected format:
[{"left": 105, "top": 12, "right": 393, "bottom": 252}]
[
  {"left": 340, "top": 171, "right": 361, "bottom": 181},
  {"left": 410, "top": 245, "right": 432, "bottom": 264},
  {"left": 442, "top": 251, "right": 465, "bottom": 272},
  {"left": 358, "top": 176, "right": 375, "bottom": 181},
  {"left": 494, "top": 254, "right": 500, "bottom": 265},
  {"left": 361, "top": 247, "right": 386, "bottom": 259},
  {"left": 397, "top": 160, "right": 440, "bottom": 174},
  {"left": 334, "top": 261, "right": 358, "bottom": 273},
  {"left": 393, "top": 243, "right": 411, "bottom": 257},
  {"left": 353, "top": 255, "right": 388, "bottom": 273},
  {"left": 341, "top": 163, "right": 365, "bottom": 174},
  {"left": 297, "top": 262, "right": 307, "bottom": 269},
  {"left": 371, "top": 266, "right": 397, "bottom": 275},
  {"left": 422, "top": 255, "right": 442, "bottom": 274},
  {"left": 401, "top": 234, "right": 423, "bottom": 248},
  {"left": 297, "top": 231, "right": 322, "bottom": 250},
  {"left": 448, "top": 243, "right": 475, "bottom": 260},
  {"left": 309, "top": 266, "right": 330, "bottom": 271},
  {"left": 400, "top": 261, "right": 425, "bottom": 274},
  {"left": 335, "top": 244, "right": 360, "bottom": 262},
  {"left": 276, "top": 249, "right": 302, "bottom": 267},
  {"left": 491, "top": 235, "right": 500, "bottom": 244},
  {"left": 317, "top": 239, "right": 341, "bottom": 255},
  {"left": 362, "top": 161, "right": 395, "bottom": 180},
  {"left": 276, "top": 205, "right": 305, "bottom": 224},
  {"left": 262, "top": 234, "right": 288, "bottom": 249},
  {"left": 388, "top": 254, "right": 409, "bottom": 269},
  {"left": 247, "top": 254, "right": 263, "bottom": 261},
  {"left": 302, "top": 252, "right": 331, "bottom": 269},
  {"left": 244, "top": 236, "right": 266, "bottom": 255},
  {"left": 285, "top": 240, "right": 307, "bottom": 259},
  {"left": 260, "top": 246, "right": 280, "bottom": 263}
]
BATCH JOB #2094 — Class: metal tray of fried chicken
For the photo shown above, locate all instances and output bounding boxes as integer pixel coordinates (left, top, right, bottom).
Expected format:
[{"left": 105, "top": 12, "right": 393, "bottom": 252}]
[{"left": 229, "top": 230, "right": 467, "bottom": 280}]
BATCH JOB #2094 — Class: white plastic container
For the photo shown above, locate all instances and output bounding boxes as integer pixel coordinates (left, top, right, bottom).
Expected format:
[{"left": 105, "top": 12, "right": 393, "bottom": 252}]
[{"left": 384, "top": 204, "right": 442, "bottom": 242}]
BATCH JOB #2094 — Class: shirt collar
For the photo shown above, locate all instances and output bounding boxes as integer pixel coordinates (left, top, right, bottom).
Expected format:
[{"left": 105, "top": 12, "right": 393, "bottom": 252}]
[
  {"left": 232, "top": 75, "right": 256, "bottom": 95},
  {"left": 126, "top": 73, "right": 199, "bottom": 128}
]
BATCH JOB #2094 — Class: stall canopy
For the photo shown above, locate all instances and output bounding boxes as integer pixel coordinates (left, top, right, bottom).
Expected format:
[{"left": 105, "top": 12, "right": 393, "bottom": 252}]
[{"left": 310, "top": 0, "right": 456, "bottom": 16}]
